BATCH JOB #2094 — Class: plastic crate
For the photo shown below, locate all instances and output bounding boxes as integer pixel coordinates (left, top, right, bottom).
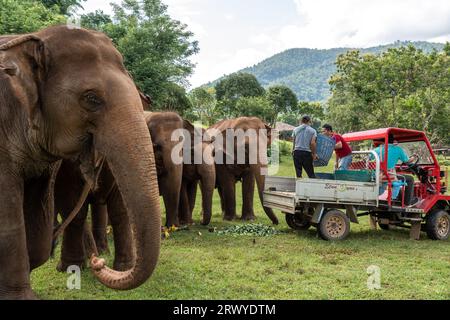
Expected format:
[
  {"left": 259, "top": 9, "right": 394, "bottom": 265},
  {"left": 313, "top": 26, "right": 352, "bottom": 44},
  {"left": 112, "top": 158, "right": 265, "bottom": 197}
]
[
  {"left": 335, "top": 170, "right": 373, "bottom": 182},
  {"left": 313, "top": 134, "right": 336, "bottom": 167}
]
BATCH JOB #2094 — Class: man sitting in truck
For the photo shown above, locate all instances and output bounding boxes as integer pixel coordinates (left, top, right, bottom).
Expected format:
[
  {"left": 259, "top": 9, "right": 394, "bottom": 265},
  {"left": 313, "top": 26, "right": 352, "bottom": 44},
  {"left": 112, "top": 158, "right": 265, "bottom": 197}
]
[{"left": 372, "top": 135, "right": 417, "bottom": 205}]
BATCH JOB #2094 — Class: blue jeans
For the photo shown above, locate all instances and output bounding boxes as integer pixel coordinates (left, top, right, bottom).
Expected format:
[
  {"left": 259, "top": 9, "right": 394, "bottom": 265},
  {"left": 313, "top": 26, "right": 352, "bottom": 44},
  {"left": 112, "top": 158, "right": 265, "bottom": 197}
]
[{"left": 338, "top": 155, "right": 353, "bottom": 170}]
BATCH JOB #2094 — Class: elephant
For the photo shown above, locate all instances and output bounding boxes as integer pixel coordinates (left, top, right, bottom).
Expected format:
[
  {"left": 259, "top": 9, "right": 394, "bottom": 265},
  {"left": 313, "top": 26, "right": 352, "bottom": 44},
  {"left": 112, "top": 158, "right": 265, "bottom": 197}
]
[
  {"left": 178, "top": 120, "right": 216, "bottom": 226},
  {"left": 208, "top": 117, "right": 279, "bottom": 225},
  {"left": 145, "top": 112, "right": 184, "bottom": 227},
  {"left": 0, "top": 25, "right": 161, "bottom": 299}
]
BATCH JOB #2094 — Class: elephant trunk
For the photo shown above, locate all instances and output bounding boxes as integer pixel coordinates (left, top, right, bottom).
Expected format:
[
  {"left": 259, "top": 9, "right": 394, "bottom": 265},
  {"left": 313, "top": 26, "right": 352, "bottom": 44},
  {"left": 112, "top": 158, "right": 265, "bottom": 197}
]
[
  {"left": 90, "top": 102, "right": 161, "bottom": 290},
  {"left": 252, "top": 165, "right": 279, "bottom": 225}
]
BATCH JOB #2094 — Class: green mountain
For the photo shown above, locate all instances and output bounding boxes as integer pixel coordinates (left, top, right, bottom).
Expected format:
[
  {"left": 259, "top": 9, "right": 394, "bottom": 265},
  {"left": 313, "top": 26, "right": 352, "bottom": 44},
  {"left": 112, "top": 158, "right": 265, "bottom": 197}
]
[{"left": 206, "top": 41, "right": 445, "bottom": 102}]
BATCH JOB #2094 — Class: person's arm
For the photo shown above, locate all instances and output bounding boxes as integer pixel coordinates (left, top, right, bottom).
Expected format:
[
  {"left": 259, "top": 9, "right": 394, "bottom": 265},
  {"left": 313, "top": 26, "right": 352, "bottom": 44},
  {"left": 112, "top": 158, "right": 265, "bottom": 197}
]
[
  {"left": 311, "top": 136, "right": 318, "bottom": 160},
  {"left": 334, "top": 135, "right": 343, "bottom": 150},
  {"left": 399, "top": 147, "right": 410, "bottom": 164},
  {"left": 291, "top": 129, "right": 296, "bottom": 154}
]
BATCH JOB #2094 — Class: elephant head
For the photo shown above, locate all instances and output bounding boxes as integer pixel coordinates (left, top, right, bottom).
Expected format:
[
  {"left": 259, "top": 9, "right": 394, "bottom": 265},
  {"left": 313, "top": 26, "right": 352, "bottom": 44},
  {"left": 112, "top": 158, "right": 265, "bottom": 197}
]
[{"left": 0, "top": 26, "right": 161, "bottom": 290}]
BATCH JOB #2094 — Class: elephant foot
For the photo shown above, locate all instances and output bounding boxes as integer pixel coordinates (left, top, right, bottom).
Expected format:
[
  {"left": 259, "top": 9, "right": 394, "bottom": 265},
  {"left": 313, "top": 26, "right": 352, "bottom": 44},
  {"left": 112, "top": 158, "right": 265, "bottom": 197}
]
[
  {"left": 56, "top": 259, "right": 86, "bottom": 273},
  {"left": 113, "top": 260, "right": 134, "bottom": 271},
  {"left": 201, "top": 219, "right": 211, "bottom": 226},
  {"left": 178, "top": 219, "right": 192, "bottom": 227},
  {"left": 0, "top": 287, "right": 37, "bottom": 300},
  {"left": 270, "top": 217, "right": 280, "bottom": 225},
  {"left": 201, "top": 212, "right": 211, "bottom": 226},
  {"left": 241, "top": 214, "right": 256, "bottom": 222},
  {"left": 223, "top": 215, "right": 237, "bottom": 221}
]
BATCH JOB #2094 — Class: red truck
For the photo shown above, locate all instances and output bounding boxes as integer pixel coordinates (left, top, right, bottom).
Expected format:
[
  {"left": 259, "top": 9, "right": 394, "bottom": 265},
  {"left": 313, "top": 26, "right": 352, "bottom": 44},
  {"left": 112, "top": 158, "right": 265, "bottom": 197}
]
[{"left": 264, "top": 128, "right": 449, "bottom": 241}]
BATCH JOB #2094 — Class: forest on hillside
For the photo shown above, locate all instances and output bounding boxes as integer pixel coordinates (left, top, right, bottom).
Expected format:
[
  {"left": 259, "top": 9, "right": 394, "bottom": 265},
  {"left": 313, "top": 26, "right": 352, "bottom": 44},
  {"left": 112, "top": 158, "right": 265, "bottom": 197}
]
[{"left": 207, "top": 41, "right": 445, "bottom": 102}]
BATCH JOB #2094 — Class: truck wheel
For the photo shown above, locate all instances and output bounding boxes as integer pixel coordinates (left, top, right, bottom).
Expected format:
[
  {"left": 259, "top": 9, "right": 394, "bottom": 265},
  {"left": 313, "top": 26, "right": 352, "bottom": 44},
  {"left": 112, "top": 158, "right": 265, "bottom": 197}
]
[
  {"left": 285, "top": 213, "right": 311, "bottom": 230},
  {"left": 426, "top": 210, "right": 450, "bottom": 240},
  {"left": 318, "top": 210, "right": 350, "bottom": 241},
  {"left": 378, "top": 222, "right": 390, "bottom": 230}
]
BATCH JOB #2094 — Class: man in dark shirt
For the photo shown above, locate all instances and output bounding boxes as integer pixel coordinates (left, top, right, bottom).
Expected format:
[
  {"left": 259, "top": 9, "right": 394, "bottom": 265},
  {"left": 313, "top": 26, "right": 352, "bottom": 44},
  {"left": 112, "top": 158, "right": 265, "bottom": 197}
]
[{"left": 322, "top": 124, "right": 353, "bottom": 170}]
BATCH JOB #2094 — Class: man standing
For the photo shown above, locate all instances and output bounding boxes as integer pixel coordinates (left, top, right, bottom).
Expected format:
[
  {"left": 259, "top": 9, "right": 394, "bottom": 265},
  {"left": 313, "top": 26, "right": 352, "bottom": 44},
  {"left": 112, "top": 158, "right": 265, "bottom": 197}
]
[
  {"left": 292, "top": 116, "right": 317, "bottom": 178},
  {"left": 322, "top": 124, "right": 353, "bottom": 170}
]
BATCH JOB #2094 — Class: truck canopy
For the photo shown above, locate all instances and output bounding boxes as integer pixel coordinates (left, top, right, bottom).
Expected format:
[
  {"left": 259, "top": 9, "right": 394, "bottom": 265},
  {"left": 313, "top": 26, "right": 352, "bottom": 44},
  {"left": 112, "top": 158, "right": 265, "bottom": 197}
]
[{"left": 343, "top": 128, "right": 427, "bottom": 143}]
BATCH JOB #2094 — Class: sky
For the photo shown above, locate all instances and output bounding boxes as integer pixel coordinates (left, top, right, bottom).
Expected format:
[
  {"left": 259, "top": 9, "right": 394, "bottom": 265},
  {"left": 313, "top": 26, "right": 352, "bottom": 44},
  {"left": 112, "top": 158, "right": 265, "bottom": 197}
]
[{"left": 81, "top": 0, "right": 450, "bottom": 88}]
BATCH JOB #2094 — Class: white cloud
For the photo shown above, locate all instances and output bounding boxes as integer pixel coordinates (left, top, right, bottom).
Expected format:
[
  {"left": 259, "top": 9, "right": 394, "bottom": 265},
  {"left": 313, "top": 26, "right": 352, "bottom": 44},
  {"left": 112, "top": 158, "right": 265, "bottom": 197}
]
[
  {"left": 81, "top": 0, "right": 118, "bottom": 14},
  {"left": 224, "top": 14, "right": 235, "bottom": 21},
  {"left": 287, "top": 0, "right": 450, "bottom": 48},
  {"left": 81, "top": 0, "right": 450, "bottom": 88}
]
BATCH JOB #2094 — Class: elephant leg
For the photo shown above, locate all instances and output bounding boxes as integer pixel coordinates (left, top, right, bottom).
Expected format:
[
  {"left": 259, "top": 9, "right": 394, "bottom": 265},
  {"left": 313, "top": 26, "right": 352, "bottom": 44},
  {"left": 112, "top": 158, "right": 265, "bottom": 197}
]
[
  {"left": 241, "top": 171, "right": 256, "bottom": 221},
  {"left": 186, "top": 181, "right": 198, "bottom": 225},
  {"left": 216, "top": 166, "right": 237, "bottom": 221},
  {"left": 57, "top": 202, "right": 89, "bottom": 272},
  {"left": 251, "top": 164, "right": 279, "bottom": 225},
  {"left": 198, "top": 163, "right": 215, "bottom": 226},
  {"left": 178, "top": 181, "right": 191, "bottom": 226},
  {"left": 0, "top": 171, "right": 35, "bottom": 300},
  {"left": 107, "top": 186, "right": 135, "bottom": 271},
  {"left": 91, "top": 203, "right": 109, "bottom": 255},
  {"left": 160, "top": 175, "right": 181, "bottom": 228},
  {"left": 23, "top": 168, "right": 57, "bottom": 271},
  {"left": 217, "top": 185, "right": 226, "bottom": 216}
]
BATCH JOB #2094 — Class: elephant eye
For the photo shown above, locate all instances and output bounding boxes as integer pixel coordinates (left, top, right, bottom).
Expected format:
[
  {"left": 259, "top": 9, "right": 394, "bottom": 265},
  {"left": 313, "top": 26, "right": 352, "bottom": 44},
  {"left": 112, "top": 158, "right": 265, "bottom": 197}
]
[{"left": 83, "top": 91, "right": 104, "bottom": 110}]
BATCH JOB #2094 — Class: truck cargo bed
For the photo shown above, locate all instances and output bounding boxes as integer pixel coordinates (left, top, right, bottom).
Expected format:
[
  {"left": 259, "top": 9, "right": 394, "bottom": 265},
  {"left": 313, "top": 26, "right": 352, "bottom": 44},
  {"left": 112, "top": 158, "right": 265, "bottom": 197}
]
[{"left": 264, "top": 176, "right": 379, "bottom": 213}]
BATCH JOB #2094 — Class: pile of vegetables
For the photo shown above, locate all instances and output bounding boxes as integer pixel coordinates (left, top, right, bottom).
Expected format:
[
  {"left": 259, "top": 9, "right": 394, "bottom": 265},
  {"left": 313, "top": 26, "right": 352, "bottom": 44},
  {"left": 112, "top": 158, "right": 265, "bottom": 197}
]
[{"left": 217, "top": 224, "right": 280, "bottom": 237}]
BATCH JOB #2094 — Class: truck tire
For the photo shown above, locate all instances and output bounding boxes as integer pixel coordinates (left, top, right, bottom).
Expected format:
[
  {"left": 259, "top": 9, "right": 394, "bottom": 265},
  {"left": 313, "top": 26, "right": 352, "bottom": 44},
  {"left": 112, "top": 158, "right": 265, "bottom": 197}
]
[
  {"left": 378, "top": 222, "right": 390, "bottom": 230},
  {"left": 318, "top": 210, "right": 350, "bottom": 241},
  {"left": 285, "top": 213, "right": 311, "bottom": 230},
  {"left": 426, "top": 210, "right": 450, "bottom": 240}
]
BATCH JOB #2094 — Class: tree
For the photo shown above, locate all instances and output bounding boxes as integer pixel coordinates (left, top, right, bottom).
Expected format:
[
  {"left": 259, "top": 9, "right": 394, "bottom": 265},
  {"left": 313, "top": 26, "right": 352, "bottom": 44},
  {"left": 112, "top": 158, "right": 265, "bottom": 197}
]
[
  {"left": 188, "top": 87, "right": 218, "bottom": 125},
  {"left": 0, "top": 0, "right": 66, "bottom": 34},
  {"left": 235, "top": 96, "right": 275, "bottom": 124},
  {"left": 158, "top": 83, "right": 192, "bottom": 116},
  {"left": 40, "top": 0, "right": 86, "bottom": 15},
  {"left": 215, "top": 72, "right": 265, "bottom": 117},
  {"left": 97, "top": 0, "right": 199, "bottom": 109},
  {"left": 327, "top": 46, "right": 450, "bottom": 145},
  {"left": 279, "top": 101, "right": 325, "bottom": 127},
  {"left": 266, "top": 85, "right": 298, "bottom": 125},
  {"left": 80, "top": 10, "right": 112, "bottom": 30}
]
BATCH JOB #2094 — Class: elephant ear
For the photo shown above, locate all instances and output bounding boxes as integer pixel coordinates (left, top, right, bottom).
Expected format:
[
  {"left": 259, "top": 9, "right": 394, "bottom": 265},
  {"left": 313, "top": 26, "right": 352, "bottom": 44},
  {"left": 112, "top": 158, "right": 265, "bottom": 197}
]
[
  {"left": 0, "top": 34, "right": 49, "bottom": 124},
  {"left": 0, "top": 35, "right": 48, "bottom": 77}
]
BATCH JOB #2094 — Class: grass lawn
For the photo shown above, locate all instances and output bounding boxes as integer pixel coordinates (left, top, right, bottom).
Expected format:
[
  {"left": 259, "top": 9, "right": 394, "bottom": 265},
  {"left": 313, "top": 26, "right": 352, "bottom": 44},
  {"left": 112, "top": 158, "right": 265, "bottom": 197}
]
[{"left": 31, "top": 153, "right": 450, "bottom": 300}]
